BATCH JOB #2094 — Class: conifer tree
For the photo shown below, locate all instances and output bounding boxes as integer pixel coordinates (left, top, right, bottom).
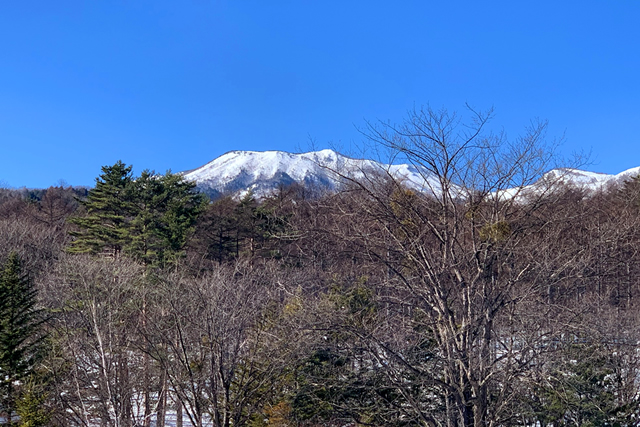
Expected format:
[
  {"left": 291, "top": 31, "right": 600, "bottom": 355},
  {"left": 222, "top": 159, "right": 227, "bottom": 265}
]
[
  {"left": 126, "top": 169, "right": 166, "bottom": 266},
  {"left": 154, "top": 172, "right": 207, "bottom": 265},
  {"left": 68, "top": 162, "right": 206, "bottom": 267},
  {"left": 127, "top": 170, "right": 206, "bottom": 267},
  {"left": 68, "top": 161, "right": 134, "bottom": 257},
  {"left": 0, "top": 253, "right": 45, "bottom": 426}
]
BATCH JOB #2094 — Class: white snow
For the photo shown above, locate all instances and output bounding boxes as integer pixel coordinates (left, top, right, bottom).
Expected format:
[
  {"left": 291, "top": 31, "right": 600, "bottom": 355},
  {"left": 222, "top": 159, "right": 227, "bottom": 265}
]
[
  {"left": 182, "top": 149, "right": 640, "bottom": 200},
  {"left": 536, "top": 166, "right": 640, "bottom": 192},
  {"left": 182, "top": 149, "right": 441, "bottom": 198}
]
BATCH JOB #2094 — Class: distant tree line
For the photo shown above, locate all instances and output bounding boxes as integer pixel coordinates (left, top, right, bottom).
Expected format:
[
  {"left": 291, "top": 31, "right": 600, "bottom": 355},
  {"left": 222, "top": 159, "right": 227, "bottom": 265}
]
[{"left": 2, "top": 107, "right": 640, "bottom": 426}]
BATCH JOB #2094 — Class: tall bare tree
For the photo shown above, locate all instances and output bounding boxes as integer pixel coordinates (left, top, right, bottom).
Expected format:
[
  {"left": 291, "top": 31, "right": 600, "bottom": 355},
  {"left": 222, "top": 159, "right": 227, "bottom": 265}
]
[{"left": 319, "top": 106, "right": 580, "bottom": 427}]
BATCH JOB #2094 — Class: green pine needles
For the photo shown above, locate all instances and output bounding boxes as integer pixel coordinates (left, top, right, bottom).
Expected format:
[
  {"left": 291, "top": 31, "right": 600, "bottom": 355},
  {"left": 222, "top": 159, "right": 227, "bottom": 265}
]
[
  {"left": 68, "top": 161, "right": 207, "bottom": 268},
  {"left": 68, "top": 161, "right": 134, "bottom": 257},
  {"left": 0, "top": 253, "right": 46, "bottom": 426}
]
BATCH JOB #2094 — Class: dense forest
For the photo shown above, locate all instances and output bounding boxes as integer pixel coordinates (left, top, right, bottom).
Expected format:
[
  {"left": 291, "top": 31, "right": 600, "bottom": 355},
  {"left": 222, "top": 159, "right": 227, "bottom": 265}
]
[{"left": 3, "top": 108, "right": 640, "bottom": 427}]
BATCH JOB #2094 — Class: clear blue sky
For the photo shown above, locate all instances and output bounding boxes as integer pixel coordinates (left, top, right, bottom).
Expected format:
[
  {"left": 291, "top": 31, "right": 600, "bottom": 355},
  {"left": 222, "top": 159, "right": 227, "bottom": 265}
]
[{"left": 2, "top": 1, "right": 639, "bottom": 188}]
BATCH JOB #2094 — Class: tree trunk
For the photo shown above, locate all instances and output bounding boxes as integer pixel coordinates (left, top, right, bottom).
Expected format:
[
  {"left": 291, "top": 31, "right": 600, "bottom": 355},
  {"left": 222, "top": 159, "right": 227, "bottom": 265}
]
[
  {"left": 156, "top": 367, "right": 167, "bottom": 427},
  {"left": 176, "top": 395, "right": 183, "bottom": 427}
]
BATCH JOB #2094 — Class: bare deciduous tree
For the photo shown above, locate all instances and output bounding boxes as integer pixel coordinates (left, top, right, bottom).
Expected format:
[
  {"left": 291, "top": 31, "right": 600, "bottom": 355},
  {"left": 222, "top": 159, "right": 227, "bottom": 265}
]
[
  {"left": 141, "top": 262, "right": 303, "bottom": 427},
  {"left": 319, "top": 106, "right": 582, "bottom": 427},
  {"left": 41, "top": 255, "right": 145, "bottom": 427}
]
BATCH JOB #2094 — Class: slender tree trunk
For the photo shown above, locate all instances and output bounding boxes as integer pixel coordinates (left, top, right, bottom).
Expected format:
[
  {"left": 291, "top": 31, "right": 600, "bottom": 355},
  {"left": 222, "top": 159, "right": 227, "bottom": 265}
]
[
  {"left": 176, "top": 396, "right": 183, "bottom": 427},
  {"left": 119, "top": 353, "right": 132, "bottom": 427},
  {"left": 143, "top": 295, "right": 151, "bottom": 427},
  {"left": 6, "top": 380, "right": 14, "bottom": 427},
  {"left": 156, "top": 367, "right": 168, "bottom": 427}
]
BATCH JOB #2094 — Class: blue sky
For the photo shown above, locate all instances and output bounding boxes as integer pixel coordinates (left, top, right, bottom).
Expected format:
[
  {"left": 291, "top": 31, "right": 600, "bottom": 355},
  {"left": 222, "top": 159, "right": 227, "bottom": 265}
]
[{"left": 1, "top": 1, "right": 639, "bottom": 188}]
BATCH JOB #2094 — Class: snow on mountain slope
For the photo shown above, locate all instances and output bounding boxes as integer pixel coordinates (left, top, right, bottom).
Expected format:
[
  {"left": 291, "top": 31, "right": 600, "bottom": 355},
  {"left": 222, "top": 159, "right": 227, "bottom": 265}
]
[
  {"left": 534, "top": 166, "right": 640, "bottom": 192},
  {"left": 182, "top": 149, "right": 440, "bottom": 199},
  {"left": 497, "top": 166, "right": 640, "bottom": 201},
  {"left": 182, "top": 149, "right": 640, "bottom": 200}
]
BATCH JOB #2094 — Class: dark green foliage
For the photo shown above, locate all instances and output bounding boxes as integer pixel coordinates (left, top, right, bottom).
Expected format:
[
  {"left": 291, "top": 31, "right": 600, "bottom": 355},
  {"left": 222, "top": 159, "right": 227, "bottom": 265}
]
[
  {"left": 68, "top": 161, "right": 134, "bottom": 256},
  {"left": 15, "top": 377, "right": 51, "bottom": 427},
  {"left": 127, "top": 170, "right": 207, "bottom": 267},
  {"left": 0, "top": 253, "right": 46, "bottom": 425},
  {"left": 331, "top": 280, "right": 377, "bottom": 324},
  {"left": 292, "top": 282, "right": 442, "bottom": 427},
  {"left": 16, "top": 154, "right": 640, "bottom": 425},
  {"left": 527, "top": 342, "right": 638, "bottom": 427},
  {"left": 68, "top": 161, "right": 206, "bottom": 267},
  {"left": 293, "top": 345, "right": 438, "bottom": 427},
  {"left": 292, "top": 348, "right": 350, "bottom": 423}
]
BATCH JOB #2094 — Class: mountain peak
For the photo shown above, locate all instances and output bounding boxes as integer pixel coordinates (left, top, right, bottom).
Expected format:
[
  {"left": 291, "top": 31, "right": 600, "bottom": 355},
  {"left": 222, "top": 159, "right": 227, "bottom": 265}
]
[
  {"left": 181, "top": 149, "right": 432, "bottom": 199},
  {"left": 182, "top": 149, "right": 640, "bottom": 200}
]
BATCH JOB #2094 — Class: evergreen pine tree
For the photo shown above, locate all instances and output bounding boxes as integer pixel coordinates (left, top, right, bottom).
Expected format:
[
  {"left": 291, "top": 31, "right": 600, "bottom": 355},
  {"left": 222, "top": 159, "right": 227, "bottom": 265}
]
[
  {"left": 15, "top": 377, "right": 50, "bottom": 427},
  {"left": 126, "top": 170, "right": 206, "bottom": 267},
  {"left": 0, "top": 253, "right": 45, "bottom": 426},
  {"left": 531, "top": 342, "right": 636, "bottom": 427},
  {"left": 126, "top": 169, "right": 166, "bottom": 266},
  {"left": 69, "top": 162, "right": 206, "bottom": 268},
  {"left": 68, "top": 161, "right": 134, "bottom": 257}
]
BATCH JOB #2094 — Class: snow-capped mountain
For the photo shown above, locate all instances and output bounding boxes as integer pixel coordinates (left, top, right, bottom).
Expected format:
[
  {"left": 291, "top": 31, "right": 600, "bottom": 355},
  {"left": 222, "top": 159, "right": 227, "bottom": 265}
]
[
  {"left": 494, "top": 167, "right": 638, "bottom": 200},
  {"left": 181, "top": 149, "right": 640, "bottom": 200},
  {"left": 181, "top": 149, "right": 439, "bottom": 199},
  {"left": 540, "top": 167, "right": 640, "bottom": 190}
]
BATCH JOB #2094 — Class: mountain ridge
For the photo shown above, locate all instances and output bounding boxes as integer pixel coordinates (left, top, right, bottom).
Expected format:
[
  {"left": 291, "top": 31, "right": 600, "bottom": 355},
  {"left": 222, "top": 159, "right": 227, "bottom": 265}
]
[
  {"left": 181, "top": 149, "right": 640, "bottom": 199},
  {"left": 182, "top": 149, "right": 439, "bottom": 199}
]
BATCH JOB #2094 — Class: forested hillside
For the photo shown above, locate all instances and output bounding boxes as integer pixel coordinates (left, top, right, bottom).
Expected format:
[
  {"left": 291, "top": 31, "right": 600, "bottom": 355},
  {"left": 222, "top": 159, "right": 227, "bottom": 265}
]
[{"left": 3, "top": 109, "right": 640, "bottom": 427}]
